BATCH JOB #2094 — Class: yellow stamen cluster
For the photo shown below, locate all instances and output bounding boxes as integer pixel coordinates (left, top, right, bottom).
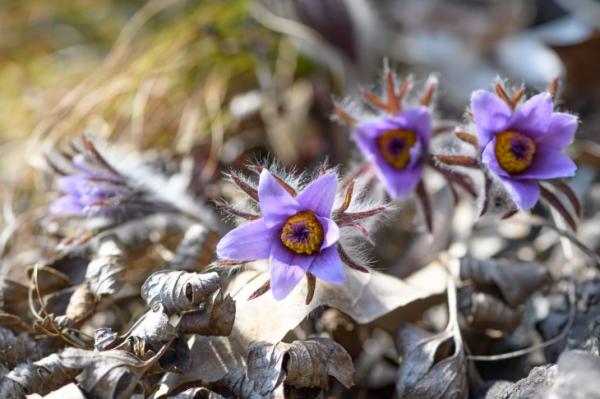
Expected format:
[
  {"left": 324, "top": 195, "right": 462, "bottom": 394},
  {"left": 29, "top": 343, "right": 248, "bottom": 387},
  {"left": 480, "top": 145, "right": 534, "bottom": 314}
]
[
  {"left": 377, "top": 129, "right": 417, "bottom": 170},
  {"left": 280, "top": 211, "right": 324, "bottom": 255},
  {"left": 494, "top": 131, "right": 536, "bottom": 174}
]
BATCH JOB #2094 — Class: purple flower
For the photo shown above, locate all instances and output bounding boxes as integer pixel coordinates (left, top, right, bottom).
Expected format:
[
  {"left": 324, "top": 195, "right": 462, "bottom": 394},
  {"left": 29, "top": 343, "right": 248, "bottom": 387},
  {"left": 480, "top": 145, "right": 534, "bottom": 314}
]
[
  {"left": 216, "top": 166, "right": 389, "bottom": 301},
  {"left": 50, "top": 137, "right": 175, "bottom": 221},
  {"left": 217, "top": 170, "right": 344, "bottom": 300},
  {"left": 471, "top": 90, "right": 577, "bottom": 210},
  {"left": 354, "top": 107, "right": 431, "bottom": 198}
]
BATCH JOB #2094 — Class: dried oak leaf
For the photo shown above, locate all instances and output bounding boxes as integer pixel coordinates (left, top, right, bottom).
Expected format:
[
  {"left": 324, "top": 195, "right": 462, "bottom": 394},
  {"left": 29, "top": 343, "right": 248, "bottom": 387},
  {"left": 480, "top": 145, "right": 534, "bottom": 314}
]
[
  {"left": 458, "top": 287, "right": 522, "bottom": 333},
  {"left": 59, "top": 346, "right": 167, "bottom": 399},
  {"left": 95, "top": 327, "right": 120, "bottom": 351},
  {"left": 0, "top": 278, "right": 29, "bottom": 316},
  {"left": 0, "top": 327, "right": 61, "bottom": 369},
  {"left": 141, "top": 270, "right": 221, "bottom": 314},
  {"left": 167, "top": 224, "right": 219, "bottom": 272},
  {"left": 0, "top": 353, "right": 78, "bottom": 397},
  {"left": 41, "top": 383, "right": 87, "bottom": 399},
  {"left": 120, "top": 307, "right": 177, "bottom": 352},
  {"left": 179, "top": 290, "right": 235, "bottom": 336},
  {"left": 170, "top": 387, "right": 226, "bottom": 399},
  {"left": 86, "top": 239, "right": 126, "bottom": 299},
  {"left": 247, "top": 338, "right": 354, "bottom": 391},
  {"left": 176, "top": 263, "right": 446, "bottom": 384},
  {"left": 396, "top": 324, "right": 467, "bottom": 399},
  {"left": 459, "top": 257, "right": 551, "bottom": 307},
  {"left": 547, "top": 350, "right": 600, "bottom": 399}
]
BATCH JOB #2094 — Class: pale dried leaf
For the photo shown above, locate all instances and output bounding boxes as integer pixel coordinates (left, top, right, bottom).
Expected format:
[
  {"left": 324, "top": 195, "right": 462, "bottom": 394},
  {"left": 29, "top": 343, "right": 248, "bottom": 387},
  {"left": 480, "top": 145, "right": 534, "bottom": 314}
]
[
  {"left": 167, "top": 224, "right": 218, "bottom": 272},
  {"left": 64, "top": 282, "right": 96, "bottom": 326},
  {"left": 0, "top": 353, "right": 78, "bottom": 397},
  {"left": 42, "top": 383, "right": 87, "bottom": 399},
  {"left": 180, "top": 263, "right": 446, "bottom": 383},
  {"left": 179, "top": 291, "right": 235, "bottom": 336},
  {"left": 170, "top": 387, "right": 226, "bottom": 399},
  {"left": 459, "top": 257, "right": 551, "bottom": 307},
  {"left": 141, "top": 270, "right": 221, "bottom": 314},
  {"left": 59, "top": 346, "right": 167, "bottom": 399},
  {"left": 119, "top": 307, "right": 177, "bottom": 353},
  {"left": 95, "top": 328, "right": 119, "bottom": 351},
  {"left": 86, "top": 239, "right": 126, "bottom": 298}
]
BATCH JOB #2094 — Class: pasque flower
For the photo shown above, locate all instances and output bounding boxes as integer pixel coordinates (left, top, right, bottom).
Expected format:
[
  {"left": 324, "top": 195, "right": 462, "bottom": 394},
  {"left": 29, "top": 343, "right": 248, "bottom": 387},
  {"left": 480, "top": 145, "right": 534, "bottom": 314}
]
[
  {"left": 471, "top": 87, "right": 577, "bottom": 210},
  {"left": 216, "top": 166, "right": 387, "bottom": 301},
  {"left": 50, "top": 136, "right": 175, "bottom": 221}
]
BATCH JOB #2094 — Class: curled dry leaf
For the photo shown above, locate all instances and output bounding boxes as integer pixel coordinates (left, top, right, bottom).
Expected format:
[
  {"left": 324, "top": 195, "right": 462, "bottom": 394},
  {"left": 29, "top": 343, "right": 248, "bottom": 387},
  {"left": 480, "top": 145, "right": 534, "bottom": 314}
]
[
  {"left": 458, "top": 287, "right": 522, "bottom": 333},
  {"left": 95, "top": 327, "right": 119, "bottom": 351},
  {"left": 170, "top": 387, "right": 226, "bottom": 399},
  {"left": 0, "top": 278, "right": 29, "bottom": 316},
  {"left": 247, "top": 338, "right": 354, "bottom": 391},
  {"left": 176, "top": 263, "right": 446, "bottom": 384},
  {"left": 119, "top": 306, "right": 177, "bottom": 353},
  {"left": 41, "top": 383, "right": 87, "bottom": 399},
  {"left": 0, "top": 353, "right": 79, "bottom": 397},
  {"left": 59, "top": 346, "right": 168, "bottom": 399},
  {"left": 396, "top": 277, "right": 467, "bottom": 399},
  {"left": 459, "top": 257, "right": 551, "bottom": 307},
  {"left": 167, "top": 224, "right": 219, "bottom": 272},
  {"left": 141, "top": 270, "right": 221, "bottom": 314},
  {"left": 64, "top": 282, "right": 96, "bottom": 326},
  {"left": 86, "top": 238, "right": 126, "bottom": 299},
  {"left": 179, "top": 290, "right": 235, "bottom": 336},
  {"left": 0, "top": 328, "right": 60, "bottom": 370}
]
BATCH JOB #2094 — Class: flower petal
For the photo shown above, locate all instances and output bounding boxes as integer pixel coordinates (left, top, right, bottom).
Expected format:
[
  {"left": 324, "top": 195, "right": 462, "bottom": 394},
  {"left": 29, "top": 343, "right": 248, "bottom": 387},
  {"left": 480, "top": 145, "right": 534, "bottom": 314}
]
[
  {"left": 481, "top": 139, "right": 509, "bottom": 178},
  {"left": 470, "top": 90, "right": 512, "bottom": 147},
  {"left": 401, "top": 107, "right": 432, "bottom": 148},
  {"left": 309, "top": 246, "right": 345, "bottom": 285},
  {"left": 216, "top": 218, "right": 276, "bottom": 261},
  {"left": 373, "top": 158, "right": 423, "bottom": 198},
  {"left": 258, "top": 170, "right": 299, "bottom": 228},
  {"left": 50, "top": 196, "right": 83, "bottom": 215},
  {"left": 537, "top": 112, "right": 577, "bottom": 149},
  {"left": 510, "top": 92, "right": 553, "bottom": 135},
  {"left": 296, "top": 173, "right": 337, "bottom": 217},
  {"left": 498, "top": 177, "right": 540, "bottom": 210},
  {"left": 316, "top": 216, "right": 339, "bottom": 250},
  {"left": 269, "top": 243, "right": 313, "bottom": 300},
  {"left": 515, "top": 148, "right": 576, "bottom": 180}
]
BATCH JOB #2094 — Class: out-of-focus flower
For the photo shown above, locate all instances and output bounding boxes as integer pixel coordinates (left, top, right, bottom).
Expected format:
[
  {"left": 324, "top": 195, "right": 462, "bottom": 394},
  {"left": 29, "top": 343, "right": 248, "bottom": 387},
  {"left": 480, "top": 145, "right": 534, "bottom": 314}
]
[
  {"left": 216, "top": 165, "right": 389, "bottom": 302},
  {"left": 49, "top": 136, "right": 177, "bottom": 222},
  {"left": 471, "top": 85, "right": 577, "bottom": 210},
  {"left": 336, "top": 66, "right": 477, "bottom": 232}
]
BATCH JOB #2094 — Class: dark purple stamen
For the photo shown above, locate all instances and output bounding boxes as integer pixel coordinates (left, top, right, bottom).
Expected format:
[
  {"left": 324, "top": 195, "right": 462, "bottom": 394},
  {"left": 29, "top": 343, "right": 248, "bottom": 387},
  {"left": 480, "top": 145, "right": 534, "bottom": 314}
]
[
  {"left": 387, "top": 137, "right": 406, "bottom": 155},
  {"left": 291, "top": 224, "right": 310, "bottom": 242},
  {"left": 511, "top": 138, "right": 530, "bottom": 160}
]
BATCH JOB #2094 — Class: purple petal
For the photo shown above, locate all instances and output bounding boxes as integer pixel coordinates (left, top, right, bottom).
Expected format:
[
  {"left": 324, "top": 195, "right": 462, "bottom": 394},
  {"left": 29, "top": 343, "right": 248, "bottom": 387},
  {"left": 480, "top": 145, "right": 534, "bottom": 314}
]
[
  {"left": 296, "top": 173, "right": 337, "bottom": 217},
  {"left": 216, "top": 218, "right": 276, "bottom": 261},
  {"left": 269, "top": 243, "right": 313, "bottom": 300},
  {"left": 471, "top": 90, "right": 512, "bottom": 147},
  {"left": 510, "top": 92, "right": 553, "bottom": 136},
  {"left": 373, "top": 158, "right": 423, "bottom": 198},
  {"left": 498, "top": 177, "right": 540, "bottom": 210},
  {"left": 50, "top": 196, "right": 83, "bottom": 215},
  {"left": 515, "top": 148, "right": 576, "bottom": 180},
  {"left": 316, "top": 216, "right": 339, "bottom": 250},
  {"left": 258, "top": 170, "right": 299, "bottom": 228},
  {"left": 537, "top": 112, "right": 577, "bottom": 149},
  {"left": 309, "top": 246, "right": 345, "bottom": 285},
  {"left": 481, "top": 139, "right": 509, "bottom": 178},
  {"left": 401, "top": 107, "right": 432, "bottom": 148}
]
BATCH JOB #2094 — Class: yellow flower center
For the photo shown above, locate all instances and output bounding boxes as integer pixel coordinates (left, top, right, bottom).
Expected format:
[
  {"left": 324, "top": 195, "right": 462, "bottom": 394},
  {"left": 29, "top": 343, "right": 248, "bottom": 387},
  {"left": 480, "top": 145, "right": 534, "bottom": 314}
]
[
  {"left": 280, "top": 211, "right": 324, "bottom": 255},
  {"left": 494, "top": 131, "right": 536, "bottom": 174},
  {"left": 377, "top": 129, "right": 418, "bottom": 170}
]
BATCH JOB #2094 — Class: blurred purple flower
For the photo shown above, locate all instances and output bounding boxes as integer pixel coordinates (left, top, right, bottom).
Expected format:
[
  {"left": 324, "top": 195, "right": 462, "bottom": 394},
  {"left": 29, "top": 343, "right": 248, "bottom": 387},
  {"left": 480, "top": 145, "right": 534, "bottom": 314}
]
[
  {"left": 472, "top": 90, "right": 577, "bottom": 210},
  {"left": 355, "top": 107, "right": 431, "bottom": 198},
  {"left": 217, "top": 170, "right": 343, "bottom": 300},
  {"left": 50, "top": 137, "right": 175, "bottom": 221}
]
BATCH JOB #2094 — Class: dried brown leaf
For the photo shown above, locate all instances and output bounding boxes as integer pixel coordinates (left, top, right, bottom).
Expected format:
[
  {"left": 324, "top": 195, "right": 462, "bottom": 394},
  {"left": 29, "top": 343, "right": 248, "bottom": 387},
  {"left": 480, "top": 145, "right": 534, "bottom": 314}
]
[
  {"left": 459, "top": 289, "right": 522, "bottom": 333},
  {"left": 64, "top": 282, "right": 96, "bottom": 326},
  {"left": 247, "top": 338, "right": 354, "bottom": 390},
  {"left": 0, "top": 327, "right": 61, "bottom": 370},
  {"left": 179, "top": 291, "right": 235, "bottom": 336},
  {"left": 94, "top": 328, "right": 120, "bottom": 351},
  {"left": 120, "top": 307, "right": 177, "bottom": 352},
  {"left": 0, "top": 353, "right": 78, "bottom": 397},
  {"left": 141, "top": 270, "right": 221, "bottom": 314},
  {"left": 459, "top": 257, "right": 551, "bottom": 307},
  {"left": 86, "top": 239, "right": 126, "bottom": 299},
  {"left": 59, "top": 346, "right": 167, "bottom": 399},
  {"left": 178, "top": 263, "right": 446, "bottom": 383},
  {"left": 0, "top": 278, "right": 29, "bottom": 316},
  {"left": 167, "top": 224, "right": 218, "bottom": 272},
  {"left": 170, "top": 387, "right": 226, "bottom": 399}
]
